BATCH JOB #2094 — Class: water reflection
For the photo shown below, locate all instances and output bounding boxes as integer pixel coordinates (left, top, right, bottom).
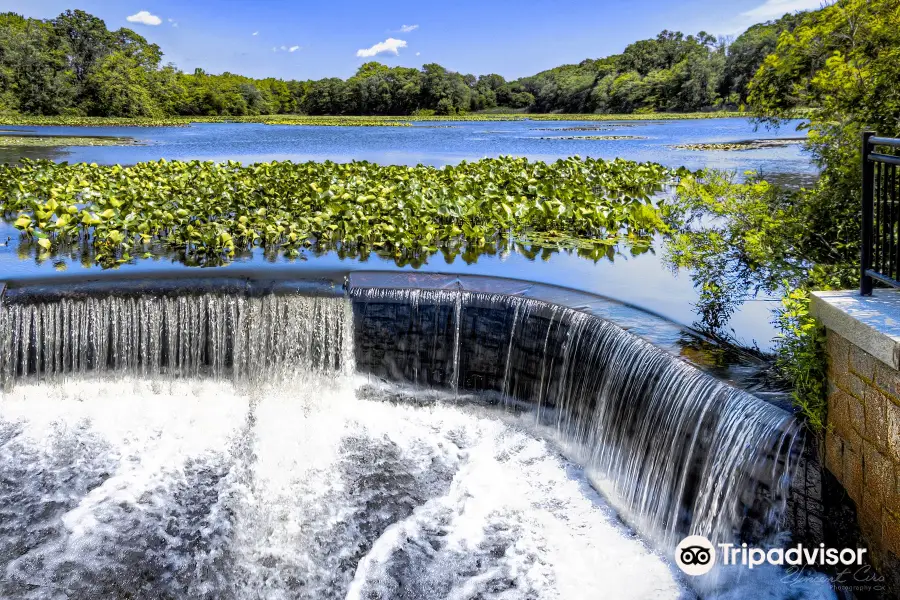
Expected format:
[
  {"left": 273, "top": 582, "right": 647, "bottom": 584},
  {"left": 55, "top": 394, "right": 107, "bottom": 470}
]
[
  {"left": 10, "top": 231, "right": 649, "bottom": 272},
  {"left": 0, "top": 118, "right": 817, "bottom": 355},
  {"left": 0, "top": 118, "right": 817, "bottom": 177},
  {"left": 0, "top": 145, "right": 65, "bottom": 164}
]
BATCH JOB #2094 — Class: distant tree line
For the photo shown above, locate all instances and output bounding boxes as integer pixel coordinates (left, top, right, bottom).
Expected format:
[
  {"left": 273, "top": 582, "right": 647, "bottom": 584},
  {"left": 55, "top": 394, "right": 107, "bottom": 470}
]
[{"left": 0, "top": 9, "right": 803, "bottom": 117}]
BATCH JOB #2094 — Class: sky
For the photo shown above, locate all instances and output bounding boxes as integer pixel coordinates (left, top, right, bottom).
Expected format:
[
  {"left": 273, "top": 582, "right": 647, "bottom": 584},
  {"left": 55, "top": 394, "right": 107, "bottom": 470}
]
[{"left": 0, "top": 0, "right": 828, "bottom": 81}]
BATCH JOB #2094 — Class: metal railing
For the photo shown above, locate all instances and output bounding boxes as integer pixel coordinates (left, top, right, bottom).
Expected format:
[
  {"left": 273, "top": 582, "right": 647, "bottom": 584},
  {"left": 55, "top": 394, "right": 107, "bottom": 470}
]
[{"left": 861, "top": 131, "right": 900, "bottom": 295}]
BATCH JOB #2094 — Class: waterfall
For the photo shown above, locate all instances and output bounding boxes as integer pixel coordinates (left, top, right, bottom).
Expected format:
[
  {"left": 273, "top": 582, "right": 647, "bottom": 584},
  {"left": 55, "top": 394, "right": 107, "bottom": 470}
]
[
  {"left": 0, "top": 292, "right": 353, "bottom": 385},
  {"left": 352, "top": 287, "right": 803, "bottom": 552},
  {"left": 0, "top": 283, "right": 802, "bottom": 566}
]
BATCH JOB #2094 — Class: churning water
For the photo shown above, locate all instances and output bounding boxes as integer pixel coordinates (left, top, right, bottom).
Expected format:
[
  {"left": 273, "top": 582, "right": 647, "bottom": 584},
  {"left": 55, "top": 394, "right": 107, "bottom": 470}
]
[
  {"left": 0, "top": 374, "right": 694, "bottom": 599},
  {"left": 0, "top": 289, "right": 834, "bottom": 598}
]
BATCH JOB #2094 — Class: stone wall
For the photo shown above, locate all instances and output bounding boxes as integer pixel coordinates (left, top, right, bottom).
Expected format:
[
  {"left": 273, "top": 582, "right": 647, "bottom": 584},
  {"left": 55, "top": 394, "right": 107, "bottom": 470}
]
[{"left": 824, "top": 329, "right": 900, "bottom": 584}]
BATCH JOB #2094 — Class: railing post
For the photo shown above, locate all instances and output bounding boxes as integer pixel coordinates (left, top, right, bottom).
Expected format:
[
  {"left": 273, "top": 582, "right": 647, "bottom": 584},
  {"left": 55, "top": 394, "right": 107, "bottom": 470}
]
[{"left": 862, "top": 130, "right": 875, "bottom": 295}]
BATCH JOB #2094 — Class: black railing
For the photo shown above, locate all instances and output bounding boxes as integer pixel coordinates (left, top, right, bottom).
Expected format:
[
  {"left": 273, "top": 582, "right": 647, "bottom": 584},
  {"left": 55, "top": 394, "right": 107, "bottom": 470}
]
[{"left": 861, "top": 131, "right": 900, "bottom": 295}]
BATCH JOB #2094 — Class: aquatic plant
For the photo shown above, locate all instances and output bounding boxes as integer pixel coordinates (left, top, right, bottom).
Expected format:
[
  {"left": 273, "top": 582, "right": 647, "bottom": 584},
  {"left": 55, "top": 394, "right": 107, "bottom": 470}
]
[
  {"left": 538, "top": 135, "right": 648, "bottom": 141},
  {"left": 0, "top": 156, "right": 683, "bottom": 268},
  {"left": 0, "top": 112, "right": 749, "bottom": 128},
  {"left": 673, "top": 139, "right": 803, "bottom": 151},
  {"left": 0, "top": 115, "right": 412, "bottom": 128},
  {"left": 0, "top": 135, "right": 137, "bottom": 147}
]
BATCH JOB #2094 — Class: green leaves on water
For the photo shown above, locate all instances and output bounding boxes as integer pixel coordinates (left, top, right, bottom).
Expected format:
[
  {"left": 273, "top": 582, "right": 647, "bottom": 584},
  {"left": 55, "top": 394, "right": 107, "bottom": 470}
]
[
  {"left": 0, "top": 112, "right": 749, "bottom": 128},
  {"left": 0, "top": 156, "right": 684, "bottom": 268}
]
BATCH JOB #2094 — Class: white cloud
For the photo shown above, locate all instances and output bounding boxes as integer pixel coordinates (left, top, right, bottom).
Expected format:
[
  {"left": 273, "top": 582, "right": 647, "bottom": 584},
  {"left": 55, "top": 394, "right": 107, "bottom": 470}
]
[
  {"left": 399, "top": 24, "right": 418, "bottom": 32},
  {"left": 252, "top": 31, "right": 259, "bottom": 36},
  {"left": 742, "top": 0, "right": 826, "bottom": 20},
  {"left": 167, "top": 18, "right": 173, "bottom": 22},
  {"left": 271, "top": 45, "right": 301, "bottom": 53},
  {"left": 126, "top": 10, "right": 162, "bottom": 26},
  {"left": 356, "top": 38, "right": 407, "bottom": 58},
  {"left": 415, "top": 52, "right": 420, "bottom": 56}
]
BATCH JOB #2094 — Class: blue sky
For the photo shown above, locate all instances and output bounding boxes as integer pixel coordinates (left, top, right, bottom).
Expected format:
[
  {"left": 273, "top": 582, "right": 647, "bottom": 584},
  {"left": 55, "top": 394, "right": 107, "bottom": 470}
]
[{"left": 0, "top": 0, "right": 825, "bottom": 80}]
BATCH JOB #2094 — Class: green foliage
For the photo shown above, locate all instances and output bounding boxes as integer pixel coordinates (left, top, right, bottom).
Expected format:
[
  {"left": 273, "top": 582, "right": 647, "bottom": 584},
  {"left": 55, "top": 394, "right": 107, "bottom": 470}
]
[
  {"left": 0, "top": 9, "right": 788, "bottom": 118},
  {"left": 664, "top": 171, "right": 854, "bottom": 431},
  {"left": 0, "top": 156, "right": 680, "bottom": 268},
  {"left": 774, "top": 289, "right": 827, "bottom": 432},
  {"left": 86, "top": 51, "right": 162, "bottom": 117},
  {"left": 748, "top": 0, "right": 900, "bottom": 264},
  {"left": 519, "top": 31, "right": 732, "bottom": 114},
  {"left": 665, "top": 171, "right": 801, "bottom": 330},
  {"left": 665, "top": 168, "right": 858, "bottom": 319},
  {"left": 723, "top": 13, "right": 803, "bottom": 104},
  {"left": 718, "top": 0, "right": 900, "bottom": 430}
]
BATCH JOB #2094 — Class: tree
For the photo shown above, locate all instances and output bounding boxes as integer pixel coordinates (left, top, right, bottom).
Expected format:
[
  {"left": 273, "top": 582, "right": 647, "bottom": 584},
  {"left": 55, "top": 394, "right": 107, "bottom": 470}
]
[
  {"left": 0, "top": 14, "right": 76, "bottom": 114},
  {"left": 723, "top": 13, "right": 802, "bottom": 103},
  {"left": 87, "top": 51, "right": 160, "bottom": 116},
  {"left": 0, "top": 9, "right": 784, "bottom": 117},
  {"left": 748, "top": 0, "right": 900, "bottom": 267},
  {"left": 52, "top": 9, "right": 115, "bottom": 96}
]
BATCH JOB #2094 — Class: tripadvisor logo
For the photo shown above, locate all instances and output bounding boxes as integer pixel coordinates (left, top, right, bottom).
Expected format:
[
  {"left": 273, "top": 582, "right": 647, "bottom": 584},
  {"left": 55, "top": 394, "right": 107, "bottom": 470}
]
[
  {"left": 674, "top": 535, "right": 869, "bottom": 576},
  {"left": 675, "top": 535, "right": 716, "bottom": 576}
]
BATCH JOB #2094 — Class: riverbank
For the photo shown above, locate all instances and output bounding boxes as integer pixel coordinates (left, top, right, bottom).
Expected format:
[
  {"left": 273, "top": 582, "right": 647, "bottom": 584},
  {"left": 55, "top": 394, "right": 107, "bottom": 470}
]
[{"left": 0, "top": 111, "right": 751, "bottom": 128}]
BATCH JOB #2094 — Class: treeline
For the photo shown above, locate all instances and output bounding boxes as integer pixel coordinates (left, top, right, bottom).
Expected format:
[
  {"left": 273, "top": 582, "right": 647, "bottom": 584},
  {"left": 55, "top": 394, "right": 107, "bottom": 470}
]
[{"left": 0, "top": 9, "right": 802, "bottom": 117}]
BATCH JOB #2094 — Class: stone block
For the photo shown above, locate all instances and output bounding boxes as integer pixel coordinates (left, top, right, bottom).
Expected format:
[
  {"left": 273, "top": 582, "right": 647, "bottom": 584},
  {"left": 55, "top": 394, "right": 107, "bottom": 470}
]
[
  {"left": 860, "top": 495, "right": 884, "bottom": 549},
  {"left": 884, "top": 512, "right": 900, "bottom": 558},
  {"left": 829, "top": 389, "right": 852, "bottom": 438},
  {"left": 866, "top": 388, "right": 890, "bottom": 453},
  {"left": 851, "top": 344, "right": 878, "bottom": 382},
  {"left": 844, "top": 430, "right": 864, "bottom": 505},
  {"left": 886, "top": 472, "right": 900, "bottom": 516},
  {"left": 888, "top": 400, "right": 900, "bottom": 464},
  {"left": 365, "top": 303, "right": 396, "bottom": 319},
  {"left": 829, "top": 364, "right": 852, "bottom": 396},
  {"left": 847, "top": 372, "right": 869, "bottom": 401},
  {"left": 825, "top": 430, "right": 844, "bottom": 480},
  {"left": 827, "top": 332, "right": 851, "bottom": 372},
  {"left": 849, "top": 394, "right": 866, "bottom": 434},
  {"left": 864, "top": 441, "right": 894, "bottom": 503},
  {"left": 876, "top": 364, "right": 900, "bottom": 404}
]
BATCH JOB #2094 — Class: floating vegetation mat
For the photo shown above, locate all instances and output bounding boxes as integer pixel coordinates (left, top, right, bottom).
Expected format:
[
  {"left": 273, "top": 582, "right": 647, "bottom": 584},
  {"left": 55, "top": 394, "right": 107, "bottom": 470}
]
[
  {"left": 0, "top": 156, "right": 685, "bottom": 267},
  {"left": 674, "top": 138, "right": 805, "bottom": 151},
  {"left": 538, "top": 135, "right": 648, "bottom": 141},
  {"left": 530, "top": 125, "right": 638, "bottom": 131},
  {"left": 0, "top": 135, "right": 138, "bottom": 147},
  {"left": 0, "top": 112, "right": 749, "bottom": 128}
]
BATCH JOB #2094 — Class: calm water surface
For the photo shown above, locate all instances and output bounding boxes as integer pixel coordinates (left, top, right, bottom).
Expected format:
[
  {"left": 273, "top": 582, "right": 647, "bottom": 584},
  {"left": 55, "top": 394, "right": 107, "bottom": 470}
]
[
  {"left": 0, "top": 117, "right": 812, "bottom": 174},
  {"left": 0, "top": 117, "right": 815, "bottom": 350}
]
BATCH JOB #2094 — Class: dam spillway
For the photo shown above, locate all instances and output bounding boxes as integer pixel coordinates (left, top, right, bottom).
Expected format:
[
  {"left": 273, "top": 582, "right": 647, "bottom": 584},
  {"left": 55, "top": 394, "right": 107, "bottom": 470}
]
[{"left": 0, "top": 278, "right": 827, "bottom": 598}]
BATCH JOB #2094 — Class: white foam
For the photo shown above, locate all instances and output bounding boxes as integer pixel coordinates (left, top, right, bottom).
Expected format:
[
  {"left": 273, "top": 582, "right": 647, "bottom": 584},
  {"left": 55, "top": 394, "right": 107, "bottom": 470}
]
[{"left": 0, "top": 374, "right": 684, "bottom": 599}]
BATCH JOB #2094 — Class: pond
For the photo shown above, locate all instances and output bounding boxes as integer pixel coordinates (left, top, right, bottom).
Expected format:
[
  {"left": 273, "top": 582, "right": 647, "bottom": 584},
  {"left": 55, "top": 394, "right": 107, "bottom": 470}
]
[{"left": 0, "top": 117, "right": 815, "bottom": 351}]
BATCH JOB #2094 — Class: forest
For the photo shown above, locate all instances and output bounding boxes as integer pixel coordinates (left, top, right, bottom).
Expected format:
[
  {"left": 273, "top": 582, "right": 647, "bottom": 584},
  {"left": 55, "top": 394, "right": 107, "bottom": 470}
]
[{"left": 0, "top": 9, "right": 801, "bottom": 118}]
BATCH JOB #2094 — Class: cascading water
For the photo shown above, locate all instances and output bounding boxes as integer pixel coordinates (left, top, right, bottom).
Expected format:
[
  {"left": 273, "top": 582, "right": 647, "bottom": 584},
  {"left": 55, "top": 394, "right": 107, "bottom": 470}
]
[
  {"left": 352, "top": 287, "right": 832, "bottom": 596},
  {"left": 0, "top": 283, "right": 833, "bottom": 599},
  {"left": 0, "top": 292, "right": 353, "bottom": 384}
]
